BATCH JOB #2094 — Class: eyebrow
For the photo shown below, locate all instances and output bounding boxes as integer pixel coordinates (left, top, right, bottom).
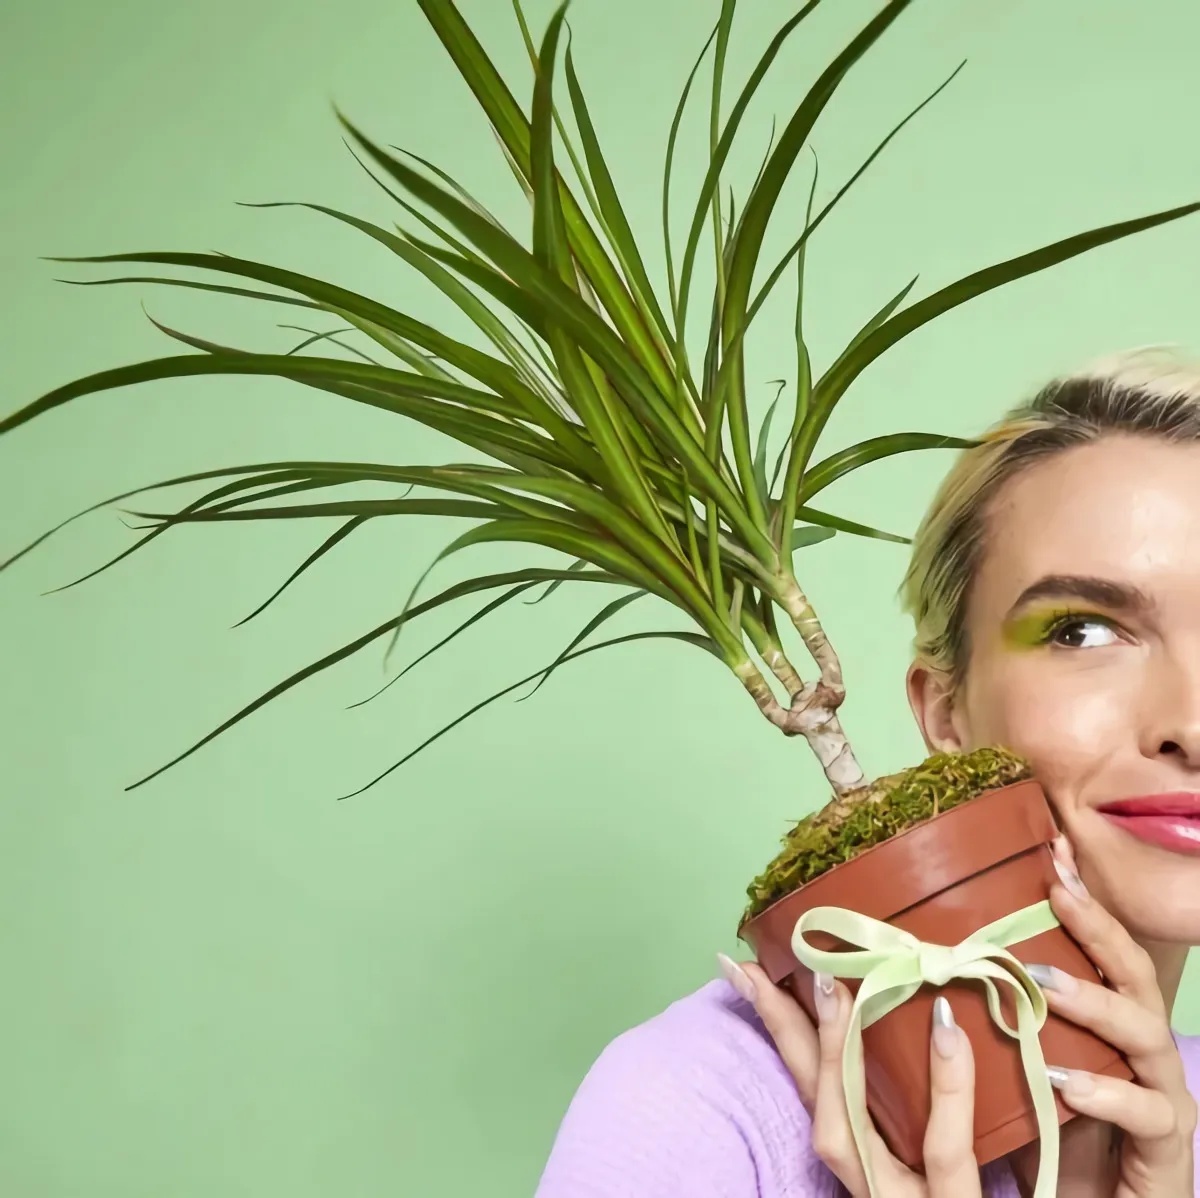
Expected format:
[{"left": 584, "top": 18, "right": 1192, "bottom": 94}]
[{"left": 1005, "top": 574, "right": 1154, "bottom": 620}]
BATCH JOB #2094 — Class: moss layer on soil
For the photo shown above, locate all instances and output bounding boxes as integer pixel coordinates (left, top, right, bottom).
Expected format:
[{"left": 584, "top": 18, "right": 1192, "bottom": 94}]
[{"left": 742, "top": 746, "right": 1032, "bottom": 923}]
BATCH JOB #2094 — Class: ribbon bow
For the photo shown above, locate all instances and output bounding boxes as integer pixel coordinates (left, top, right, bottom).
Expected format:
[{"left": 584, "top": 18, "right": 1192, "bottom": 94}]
[{"left": 791, "top": 900, "right": 1062, "bottom": 1198}]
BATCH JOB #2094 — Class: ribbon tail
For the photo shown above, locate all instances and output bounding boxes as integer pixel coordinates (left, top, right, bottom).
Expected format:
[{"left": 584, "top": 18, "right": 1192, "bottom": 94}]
[
  {"left": 1011, "top": 986, "right": 1060, "bottom": 1198},
  {"left": 841, "top": 995, "right": 879, "bottom": 1198},
  {"left": 841, "top": 967, "right": 922, "bottom": 1198}
]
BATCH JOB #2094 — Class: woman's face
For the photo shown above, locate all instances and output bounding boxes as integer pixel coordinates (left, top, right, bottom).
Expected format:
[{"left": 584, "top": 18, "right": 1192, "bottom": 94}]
[{"left": 909, "top": 434, "right": 1200, "bottom": 947}]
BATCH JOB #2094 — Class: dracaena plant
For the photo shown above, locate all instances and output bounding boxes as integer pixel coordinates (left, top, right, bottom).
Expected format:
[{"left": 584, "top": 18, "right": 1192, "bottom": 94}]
[{"left": 3, "top": 0, "right": 1197, "bottom": 804}]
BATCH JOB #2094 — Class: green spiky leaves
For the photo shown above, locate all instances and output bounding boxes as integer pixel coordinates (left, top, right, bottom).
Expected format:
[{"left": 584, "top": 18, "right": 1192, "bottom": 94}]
[{"left": 3, "top": 0, "right": 1198, "bottom": 797}]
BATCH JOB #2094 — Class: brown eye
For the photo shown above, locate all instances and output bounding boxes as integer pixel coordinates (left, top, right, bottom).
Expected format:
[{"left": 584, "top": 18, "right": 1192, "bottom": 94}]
[{"left": 1047, "top": 617, "right": 1120, "bottom": 649}]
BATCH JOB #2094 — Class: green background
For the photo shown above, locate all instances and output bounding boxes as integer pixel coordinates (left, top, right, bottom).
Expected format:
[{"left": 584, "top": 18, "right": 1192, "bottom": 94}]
[{"left": 3, "top": 1, "right": 1199, "bottom": 1194}]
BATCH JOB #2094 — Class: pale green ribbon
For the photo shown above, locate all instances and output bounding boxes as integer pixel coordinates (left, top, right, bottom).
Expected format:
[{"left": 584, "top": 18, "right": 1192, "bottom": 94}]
[{"left": 791, "top": 900, "right": 1062, "bottom": 1198}]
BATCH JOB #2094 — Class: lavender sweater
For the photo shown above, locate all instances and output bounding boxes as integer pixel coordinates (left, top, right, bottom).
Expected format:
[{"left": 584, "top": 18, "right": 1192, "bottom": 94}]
[{"left": 535, "top": 979, "right": 1200, "bottom": 1197}]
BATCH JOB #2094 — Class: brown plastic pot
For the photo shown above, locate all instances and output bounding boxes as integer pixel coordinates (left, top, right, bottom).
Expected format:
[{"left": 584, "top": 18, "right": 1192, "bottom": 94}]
[{"left": 738, "top": 778, "right": 1133, "bottom": 1170}]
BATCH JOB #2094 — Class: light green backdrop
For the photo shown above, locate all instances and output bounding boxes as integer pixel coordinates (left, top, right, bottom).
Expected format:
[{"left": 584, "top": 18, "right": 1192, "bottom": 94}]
[{"left": 3, "top": 1, "right": 1199, "bottom": 1195}]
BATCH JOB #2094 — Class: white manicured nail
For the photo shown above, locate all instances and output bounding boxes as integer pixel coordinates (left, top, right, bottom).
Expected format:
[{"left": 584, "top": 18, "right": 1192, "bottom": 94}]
[
  {"left": 814, "top": 972, "right": 838, "bottom": 1022},
  {"left": 932, "top": 996, "right": 959, "bottom": 1058},
  {"left": 717, "top": 953, "right": 757, "bottom": 1004},
  {"left": 1027, "top": 963, "right": 1078, "bottom": 994},
  {"left": 1047, "top": 1065, "right": 1094, "bottom": 1096},
  {"left": 1053, "top": 856, "right": 1089, "bottom": 900}
]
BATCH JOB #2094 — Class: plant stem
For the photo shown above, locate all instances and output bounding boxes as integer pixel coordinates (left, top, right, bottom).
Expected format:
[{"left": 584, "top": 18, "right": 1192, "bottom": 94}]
[
  {"left": 787, "top": 686, "right": 866, "bottom": 796},
  {"left": 739, "top": 577, "right": 868, "bottom": 797},
  {"left": 777, "top": 576, "right": 844, "bottom": 696},
  {"left": 746, "top": 599, "right": 804, "bottom": 696},
  {"left": 732, "top": 656, "right": 866, "bottom": 798}
]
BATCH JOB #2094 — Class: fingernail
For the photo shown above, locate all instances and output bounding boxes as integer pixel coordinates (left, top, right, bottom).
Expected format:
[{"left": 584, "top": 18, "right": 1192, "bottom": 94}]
[
  {"left": 1027, "top": 963, "right": 1079, "bottom": 995},
  {"left": 1053, "top": 856, "right": 1089, "bottom": 901},
  {"left": 813, "top": 972, "right": 838, "bottom": 1022},
  {"left": 717, "top": 953, "right": 758, "bottom": 1004},
  {"left": 931, "top": 996, "right": 960, "bottom": 1058},
  {"left": 1047, "top": 1065, "right": 1095, "bottom": 1096}
]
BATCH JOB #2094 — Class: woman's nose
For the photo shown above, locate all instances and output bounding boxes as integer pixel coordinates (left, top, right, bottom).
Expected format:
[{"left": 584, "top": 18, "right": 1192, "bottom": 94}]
[{"left": 1141, "top": 649, "right": 1200, "bottom": 770}]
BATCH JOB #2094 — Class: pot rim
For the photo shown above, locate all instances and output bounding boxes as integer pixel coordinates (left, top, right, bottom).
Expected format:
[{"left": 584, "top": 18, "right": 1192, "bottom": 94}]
[{"left": 739, "top": 775, "right": 1054, "bottom": 936}]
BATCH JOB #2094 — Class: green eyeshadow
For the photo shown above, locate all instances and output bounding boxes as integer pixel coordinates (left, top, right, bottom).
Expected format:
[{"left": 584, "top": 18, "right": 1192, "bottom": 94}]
[{"left": 1001, "top": 607, "right": 1080, "bottom": 649}]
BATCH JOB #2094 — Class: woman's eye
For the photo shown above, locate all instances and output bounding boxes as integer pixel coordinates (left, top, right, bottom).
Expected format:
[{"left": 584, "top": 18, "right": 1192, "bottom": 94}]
[{"left": 1047, "top": 618, "right": 1120, "bottom": 649}]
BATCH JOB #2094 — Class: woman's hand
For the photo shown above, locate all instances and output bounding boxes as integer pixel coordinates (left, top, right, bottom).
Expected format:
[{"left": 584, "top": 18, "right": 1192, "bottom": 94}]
[
  {"left": 719, "top": 954, "right": 983, "bottom": 1196},
  {"left": 719, "top": 832, "right": 1195, "bottom": 1197},
  {"left": 1020, "top": 837, "right": 1198, "bottom": 1197}
]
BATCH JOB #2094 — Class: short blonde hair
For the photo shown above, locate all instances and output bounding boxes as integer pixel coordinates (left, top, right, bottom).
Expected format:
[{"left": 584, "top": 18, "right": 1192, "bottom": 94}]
[{"left": 900, "top": 345, "right": 1200, "bottom": 679}]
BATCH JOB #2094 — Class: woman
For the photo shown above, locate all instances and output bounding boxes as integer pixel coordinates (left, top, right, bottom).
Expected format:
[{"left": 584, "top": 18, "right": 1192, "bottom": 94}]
[{"left": 534, "top": 346, "right": 1200, "bottom": 1197}]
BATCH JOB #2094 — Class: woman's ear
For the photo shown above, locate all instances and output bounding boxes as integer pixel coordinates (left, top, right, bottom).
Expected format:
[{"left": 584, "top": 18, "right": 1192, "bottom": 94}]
[{"left": 906, "top": 659, "right": 965, "bottom": 753}]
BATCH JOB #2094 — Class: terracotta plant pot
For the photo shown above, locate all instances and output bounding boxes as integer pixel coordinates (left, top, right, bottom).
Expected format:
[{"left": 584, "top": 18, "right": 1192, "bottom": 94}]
[{"left": 738, "top": 778, "right": 1133, "bottom": 1170}]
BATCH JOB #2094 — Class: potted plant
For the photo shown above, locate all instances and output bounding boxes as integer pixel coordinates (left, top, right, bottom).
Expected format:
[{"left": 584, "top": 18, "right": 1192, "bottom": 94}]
[{"left": 3, "top": 0, "right": 1196, "bottom": 1190}]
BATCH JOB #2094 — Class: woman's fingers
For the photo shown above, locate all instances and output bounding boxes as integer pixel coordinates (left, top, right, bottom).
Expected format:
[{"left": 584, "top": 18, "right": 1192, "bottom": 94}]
[
  {"left": 1028, "top": 963, "right": 1186, "bottom": 1094},
  {"left": 923, "top": 997, "right": 984, "bottom": 1197},
  {"left": 1042, "top": 851, "right": 1189, "bottom": 1095},
  {"left": 727, "top": 958, "right": 820, "bottom": 1110},
  {"left": 809, "top": 975, "right": 871, "bottom": 1194},
  {"left": 1050, "top": 833, "right": 1081, "bottom": 880},
  {"left": 723, "top": 959, "right": 984, "bottom": 1196},
  {"left": 1048, "top": 1066, "right": 1196, "bottom": 1146},
  {"left": 1048, "top": 849, "right": 1164, "bottom": 1012},
  {"left": 727, "top": 962, "right": 885, "bottom": 1196},
  {"left": 1044, "top": 835, "right": 1198, "bottom": 1183}
]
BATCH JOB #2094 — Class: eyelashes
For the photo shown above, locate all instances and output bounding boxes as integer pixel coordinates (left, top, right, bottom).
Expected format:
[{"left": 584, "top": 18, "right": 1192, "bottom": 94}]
[
  {"left": 1001, "top": 605, "right": 1127, "bottom": 651},
  {"left": 1036, "top": 608, "right": 1122, "bottom": 649}
]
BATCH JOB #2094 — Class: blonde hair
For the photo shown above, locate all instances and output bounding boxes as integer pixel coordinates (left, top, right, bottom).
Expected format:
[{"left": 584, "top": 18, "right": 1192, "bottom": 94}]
[{"left": 900, "top": 345, "right": 1200, "bottom": 680}]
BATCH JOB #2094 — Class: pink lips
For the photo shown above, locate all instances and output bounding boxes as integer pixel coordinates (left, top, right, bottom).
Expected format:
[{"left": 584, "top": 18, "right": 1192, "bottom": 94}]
[{"left": 1097, "top": 794, "right": 1200, "bottom": 855}]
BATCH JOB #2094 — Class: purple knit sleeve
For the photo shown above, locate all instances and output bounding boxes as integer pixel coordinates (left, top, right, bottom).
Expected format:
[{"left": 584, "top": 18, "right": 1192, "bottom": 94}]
[
  {"left": 533, "top": 1024, "right": 762, "bottom": 1197},
  {"left": 1179, "top": 1031, "right": 1200, "bottom": 1188},
  {"left": 533, "top": 996, "right": 1200, "bottom": 1196},
  {"left": 533, "top": 981, "right": 840, "bottom": 1198}
]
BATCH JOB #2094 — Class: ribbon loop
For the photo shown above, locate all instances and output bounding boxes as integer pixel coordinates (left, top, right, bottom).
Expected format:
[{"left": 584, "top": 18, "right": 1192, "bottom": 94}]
[{"left": 790, "top": 899, "right": 1062, "bottom": 1198}]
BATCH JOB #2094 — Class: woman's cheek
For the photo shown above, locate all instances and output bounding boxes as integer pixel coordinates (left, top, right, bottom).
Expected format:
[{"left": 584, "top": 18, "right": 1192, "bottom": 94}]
[{"left": 964, "top": 657, "right": 1129, "bottom": 797}]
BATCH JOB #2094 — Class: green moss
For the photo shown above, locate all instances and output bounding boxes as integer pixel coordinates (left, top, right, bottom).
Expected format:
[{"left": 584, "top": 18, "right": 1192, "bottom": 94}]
[{"left": 741, "top": 746, "right": 1032, "bottom": 923}]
